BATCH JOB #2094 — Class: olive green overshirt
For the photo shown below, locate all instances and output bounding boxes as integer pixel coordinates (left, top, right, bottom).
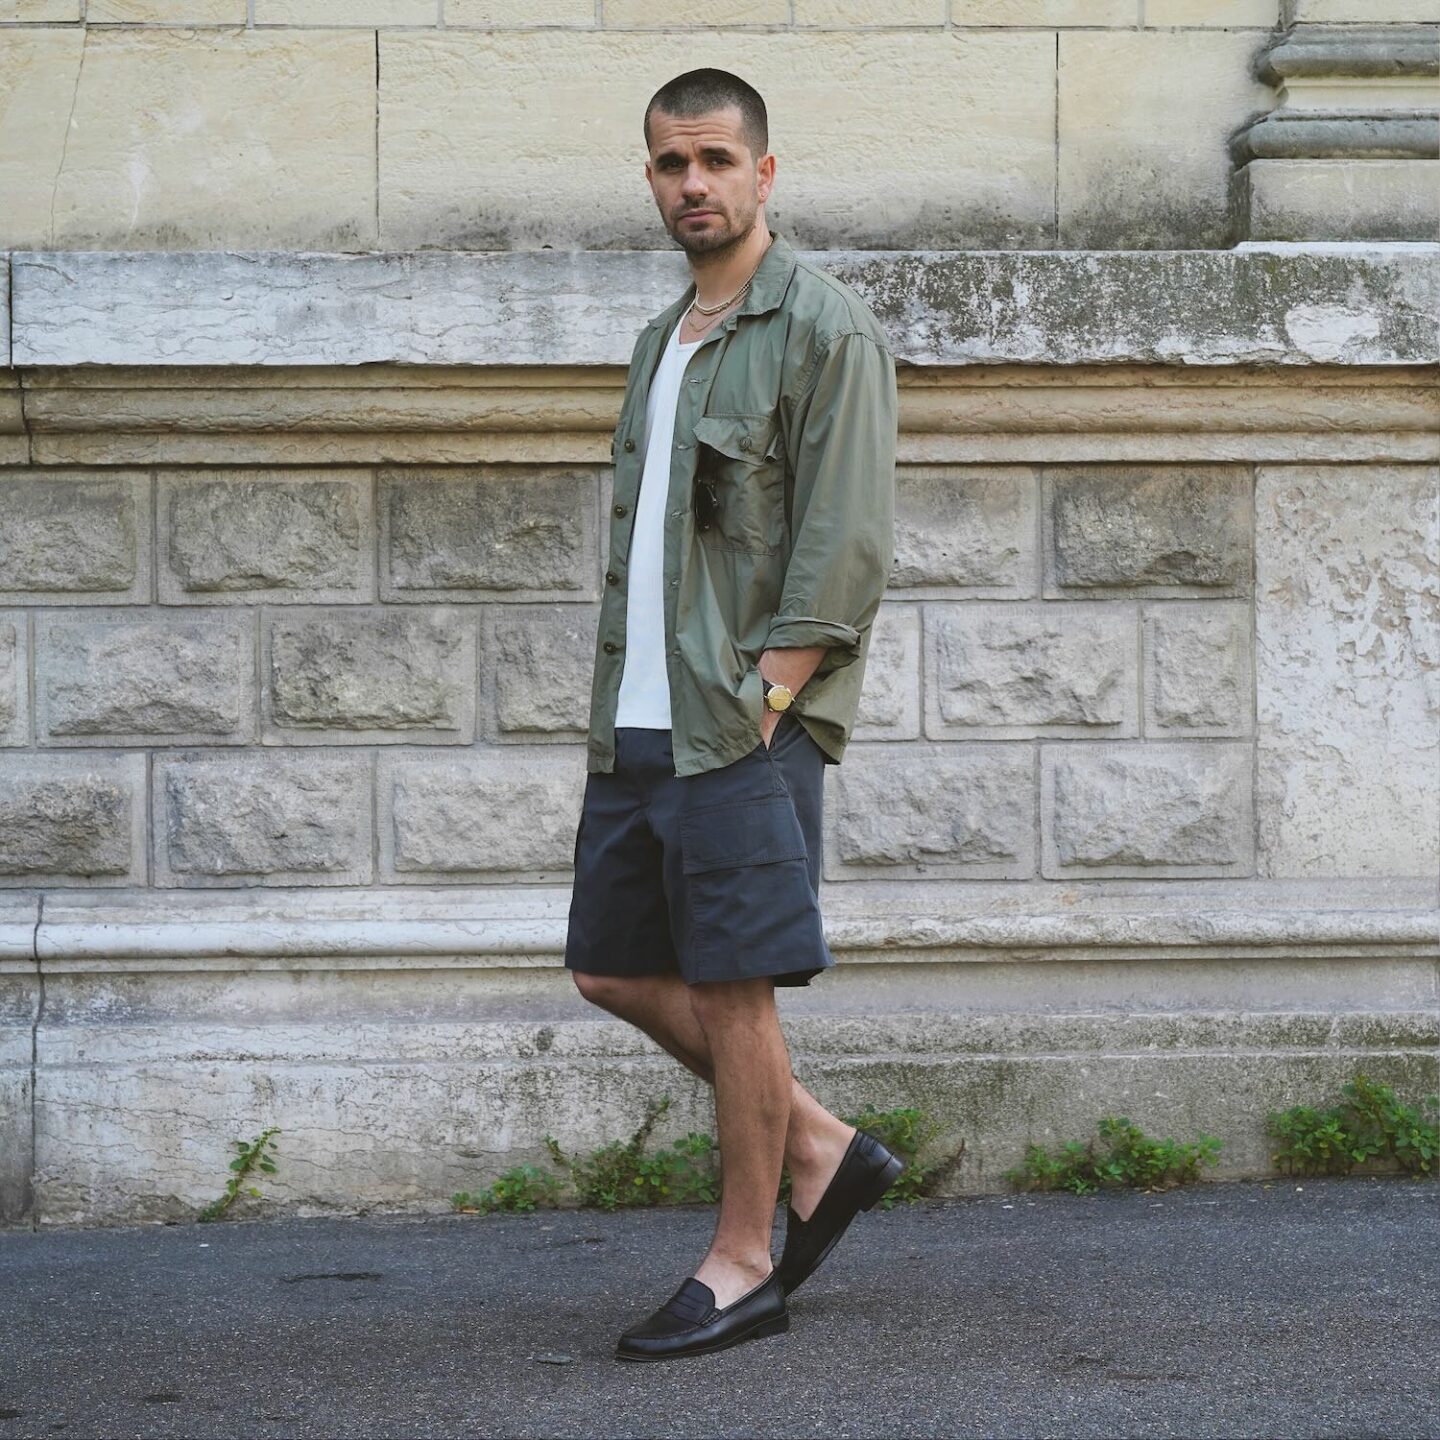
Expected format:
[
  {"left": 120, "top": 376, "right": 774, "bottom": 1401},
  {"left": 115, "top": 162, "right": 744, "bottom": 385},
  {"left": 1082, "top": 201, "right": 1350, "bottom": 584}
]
[{"left": 586, "top": 228, "right": 898, "bottom": 778}]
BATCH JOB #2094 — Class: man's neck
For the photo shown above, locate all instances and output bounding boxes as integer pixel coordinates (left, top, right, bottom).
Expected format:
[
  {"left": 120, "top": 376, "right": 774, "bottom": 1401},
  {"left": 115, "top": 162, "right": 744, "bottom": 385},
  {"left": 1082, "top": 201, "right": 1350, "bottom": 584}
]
[{"left": 688, "top": 224, "right": 772, "bottom": 310}]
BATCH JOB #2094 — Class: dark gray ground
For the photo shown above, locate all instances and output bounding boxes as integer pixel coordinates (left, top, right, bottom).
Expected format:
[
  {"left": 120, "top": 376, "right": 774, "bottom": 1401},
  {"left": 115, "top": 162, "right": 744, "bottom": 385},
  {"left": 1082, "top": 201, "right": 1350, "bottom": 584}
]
[{"left": 2, "top": 1176, "right": 1436, "bottom": 1440}]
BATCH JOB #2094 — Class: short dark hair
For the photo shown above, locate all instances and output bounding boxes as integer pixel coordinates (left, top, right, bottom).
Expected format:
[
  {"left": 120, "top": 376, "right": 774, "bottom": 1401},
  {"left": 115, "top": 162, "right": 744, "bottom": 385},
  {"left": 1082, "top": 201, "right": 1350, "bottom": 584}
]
[{"left": 643, "top": 68, "right": 768, "bottom": 164}]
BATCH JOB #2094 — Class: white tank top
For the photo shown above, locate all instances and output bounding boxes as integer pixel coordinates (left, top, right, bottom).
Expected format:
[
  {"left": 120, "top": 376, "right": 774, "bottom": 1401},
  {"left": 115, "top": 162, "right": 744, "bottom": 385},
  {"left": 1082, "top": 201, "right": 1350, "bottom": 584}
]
[{"left": 615, "top": 321, "right": 702, "bottom": 729}]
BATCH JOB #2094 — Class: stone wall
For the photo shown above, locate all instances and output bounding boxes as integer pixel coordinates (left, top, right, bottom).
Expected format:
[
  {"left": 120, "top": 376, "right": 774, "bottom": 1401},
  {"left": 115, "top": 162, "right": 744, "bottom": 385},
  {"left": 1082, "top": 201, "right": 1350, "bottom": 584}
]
[{"left": 0, "top": 242, "right": 1435, "bottom": 1226}]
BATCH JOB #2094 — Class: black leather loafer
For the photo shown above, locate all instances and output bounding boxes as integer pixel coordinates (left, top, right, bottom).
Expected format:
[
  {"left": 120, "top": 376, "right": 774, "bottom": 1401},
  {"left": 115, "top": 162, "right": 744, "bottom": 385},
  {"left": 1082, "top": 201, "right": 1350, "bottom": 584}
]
[
  {"left": 776, "top": 1128, "right": 905, "bottom": 1296},
  {"left": 614, "top": 1266, "right": 788, "bottom": 1362}
]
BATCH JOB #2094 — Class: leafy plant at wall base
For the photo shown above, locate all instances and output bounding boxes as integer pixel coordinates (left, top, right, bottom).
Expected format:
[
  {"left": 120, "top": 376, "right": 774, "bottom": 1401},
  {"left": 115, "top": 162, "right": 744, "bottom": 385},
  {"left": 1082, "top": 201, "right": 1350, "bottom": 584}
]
[
  {"left": 1266, "top": 1074, "right": 1439, "bottom": 1178},
  {"left": 1003, "top": 1116, "right": 1222, "bottom": 1195},
  {"left": 452, "top": 1164, "right": 564, "bottom": 1215},
  {"left": 198, "top": 1127, "right": 280, "bottom": 1222}
]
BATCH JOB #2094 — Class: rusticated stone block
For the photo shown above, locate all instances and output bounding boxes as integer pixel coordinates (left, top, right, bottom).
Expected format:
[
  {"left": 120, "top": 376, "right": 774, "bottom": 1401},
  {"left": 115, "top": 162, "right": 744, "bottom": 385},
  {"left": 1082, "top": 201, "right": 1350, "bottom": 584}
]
[
  {"left": 891, "top": 467, "right": 1037, "bottom": 595},
  {"left": 0, "top": 754, "right": 145, "bottom": 884},
  {"left": 825, "top": 743, "right": 1035, "bottom": 879},
  {"left": 37, "top": 613, "right": 254, "bottom": 744},
  {"left": 484, "top": 604, "right": 596, "bottom": 738},
  {"left": 263, "top": 608, "right": 475, "bottom": 744},
  {"left": 0, "top": 617, "right": 27, "bottom": 746},
  {"left": 853, "top": 602, "right": 920, "bottom": 740},
  {"left": 381, "top": 467, "right": 598, "bottom": 602},
  {"left": 159, "top": 470, "right": 370, "bottom": 604},
  {"left": 380, "top": 749, "right": 582, "bottom": 881},
  {"left": 0, "top": 471, "right": 149, "bottom": 604},
  {"left": 1043, "top": 741, "right": 1254, "bottom": 877},
  {"left": 1045, "top": 464, "right": 1252, "bottom": 596},
  {"left": 925, "top": 601, "right": 1137, "bottom": 738},
  {"left": 1144, "top": 601, "right": 1252, "bottom": 736},
  {"left": 155, "top": 753, "right": 371, "bottom": 886}
]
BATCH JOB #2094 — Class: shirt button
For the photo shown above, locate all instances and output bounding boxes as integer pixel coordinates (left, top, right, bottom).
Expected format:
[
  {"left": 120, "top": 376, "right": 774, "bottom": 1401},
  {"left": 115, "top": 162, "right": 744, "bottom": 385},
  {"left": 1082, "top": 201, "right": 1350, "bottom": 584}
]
[
  {"left": 613, "top": 503, "right": 627, "bottom": 517},
  {"left": 603, "top": 641, "right": 617, "bottom": 654},
  {"left": 623, "top": 438, "right": 635, "bottom": 452},
  {"left": 739, "top": 436, "right": 753, "bottom": 452},
  {"left": 605, "top": 571, "right": 618, "bottom": 586}
]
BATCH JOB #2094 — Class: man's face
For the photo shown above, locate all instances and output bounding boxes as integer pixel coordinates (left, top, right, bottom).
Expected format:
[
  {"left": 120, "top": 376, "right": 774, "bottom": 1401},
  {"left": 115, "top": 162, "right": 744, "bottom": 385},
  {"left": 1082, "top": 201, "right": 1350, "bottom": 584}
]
[{"left": 645, "top": 104, "right": 773, "bottom": 256}]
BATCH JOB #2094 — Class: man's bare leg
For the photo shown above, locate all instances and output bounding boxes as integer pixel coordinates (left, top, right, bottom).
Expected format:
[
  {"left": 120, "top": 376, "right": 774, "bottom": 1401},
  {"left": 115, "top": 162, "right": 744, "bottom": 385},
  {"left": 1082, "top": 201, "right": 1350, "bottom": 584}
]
[{"left": 571, "top": 970, "right": 857, "bottom": 1289}]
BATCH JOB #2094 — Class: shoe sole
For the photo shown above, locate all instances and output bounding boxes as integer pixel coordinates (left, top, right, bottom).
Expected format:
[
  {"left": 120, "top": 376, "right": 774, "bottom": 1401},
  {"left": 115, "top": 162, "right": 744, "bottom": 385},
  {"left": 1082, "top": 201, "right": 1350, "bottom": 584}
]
[
  {"left": 781, "top": 1150, "right": 906, "bottom": 1297},
  {"left": 614, "top": 1310, "right": 789, "bottom": 1362}
]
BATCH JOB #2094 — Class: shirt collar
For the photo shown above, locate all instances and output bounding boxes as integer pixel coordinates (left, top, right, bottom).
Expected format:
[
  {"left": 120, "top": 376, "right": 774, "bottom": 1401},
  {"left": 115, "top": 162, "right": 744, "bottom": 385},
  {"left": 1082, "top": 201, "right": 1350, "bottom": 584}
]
[{"left": 646, "top": 228, "right": 796, "bottom": 331}]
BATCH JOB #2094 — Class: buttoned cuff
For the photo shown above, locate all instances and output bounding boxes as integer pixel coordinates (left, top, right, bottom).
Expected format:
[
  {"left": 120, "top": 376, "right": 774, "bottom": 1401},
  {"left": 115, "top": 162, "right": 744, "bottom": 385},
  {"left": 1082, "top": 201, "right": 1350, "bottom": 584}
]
[{"left": 762, "top": 614, "right": 862, "bottom": 668}]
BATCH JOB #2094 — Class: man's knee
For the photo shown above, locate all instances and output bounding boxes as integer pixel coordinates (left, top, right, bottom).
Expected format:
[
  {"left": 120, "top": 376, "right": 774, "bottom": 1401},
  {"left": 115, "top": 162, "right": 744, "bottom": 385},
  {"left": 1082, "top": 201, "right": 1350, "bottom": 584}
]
[
  {"left": 571, "top": 969, "right": 631, "bottom": 1011},
  {"left": 687, "top": 975, "right": 776, "bottom": 1028}
]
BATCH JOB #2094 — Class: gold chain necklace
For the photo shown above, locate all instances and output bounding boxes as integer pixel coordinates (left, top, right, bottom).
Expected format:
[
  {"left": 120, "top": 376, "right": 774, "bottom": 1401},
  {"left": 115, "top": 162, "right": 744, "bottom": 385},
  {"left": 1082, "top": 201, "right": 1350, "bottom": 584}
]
[{"left": 686, "top": 232, "right": 774, "bottom": 321}]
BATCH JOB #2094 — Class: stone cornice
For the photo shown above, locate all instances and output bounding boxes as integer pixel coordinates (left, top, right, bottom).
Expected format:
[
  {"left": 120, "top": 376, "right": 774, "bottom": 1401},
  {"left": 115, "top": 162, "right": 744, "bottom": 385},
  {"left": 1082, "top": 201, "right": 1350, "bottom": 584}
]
[
  {"left": 1257, "top": 25, "right": 1440, "bottom": 83},
  {"left": 5, "top": 245, "right": 1438, "bottom": 372}
]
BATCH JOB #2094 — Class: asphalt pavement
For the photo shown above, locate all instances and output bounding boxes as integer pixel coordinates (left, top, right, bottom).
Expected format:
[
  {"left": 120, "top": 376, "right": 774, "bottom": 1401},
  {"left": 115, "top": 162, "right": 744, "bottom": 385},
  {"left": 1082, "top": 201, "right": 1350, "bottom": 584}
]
[{"left": 2, "top": 1175, "right": 1436, "bottom": 1439}]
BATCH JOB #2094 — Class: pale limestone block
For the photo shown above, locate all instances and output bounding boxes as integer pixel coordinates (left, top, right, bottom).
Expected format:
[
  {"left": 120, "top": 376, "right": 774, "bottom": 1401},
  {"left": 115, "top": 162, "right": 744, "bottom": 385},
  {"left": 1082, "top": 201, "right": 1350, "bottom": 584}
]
[
  {"left": 262, "top": 607, "right": 476, "bottom": 744},
  {"left": 0, "top": 0, "right": 79, "bottom": 16},
  {"left": 1240, "top": 159, "right": 1440, "bottom": 244},
  {"left": 447, "top": 0, "right": 593, "bottom": 20},
  {"left": 0, "top": 753, "right": 145, "bottom": 883},
  {"left": 892, "top": 467, "right": 1038, "bottom": 595},
  {"left": 1043, "top": 741, "right": 1255, "bottom": 877},
  {"left": 0, "top": 471, "right": 150, "bottom": 605},
  {"left": 1294, "top": 0, "right": 1438, "bottom": 17},
  {"left": 1059, "top": 29, "right": 1274, "bottom": 247},
  {"left": 1044, "top": 464, "right": 1253, "bottom": 596},
  {"left": 380, "top": 749, "right": 584, "bottom": 880},
  {"left": 379, "top": 31, "right": 1055, "bottom": 249},
  {"left": 484, "top": 604, "right": 597, "bottom": 737},
  {"left": 158, "top": 469, "right": 371, "bottom": 604},
  {"left": 952, "top": 0, "right": 1133, "bottom": 20},
  {"left": 258, "top": 0, "right": 436, "bottom": 20},
  {"left": 795, "top": 0, "right": 943, "bottom": 23},
  {"left": 1143, "top": 601, "right": 1252, "bottom": 736},
  {"left": 155, "top": 752, "right": 372, "bottom": 885},
  {"left": 853, "top": 602, "right": 920, "bottom": 739},
  {"left": 602, "top": 0, "right": 788, "bottom": 22},
  {"left": 37, "top": 612, "right": 255, "bottom": 744},
  {"left": 925, "top": 601, "right": 1138, "bottom": 738},
  {"left": 1145, "top": 0, "right": 1277, "bottom": 21},
  {"left": 381, "top": 466, "right": 599, "bottom": 601},
  {"left": 87, "top": 0, "right": 244, "bottom": 19},
  {"left": 0, "top": 616, "right": 28, "bottom": 747},
  {"left": 1255, "top": 464, "right": 1440, "bottom": 878},
  {"left": 7, "top": 29, "right": 375, "bottom": 250},
  {"left": 825, "top": 742, "right": 1035, "bottom": 878}
]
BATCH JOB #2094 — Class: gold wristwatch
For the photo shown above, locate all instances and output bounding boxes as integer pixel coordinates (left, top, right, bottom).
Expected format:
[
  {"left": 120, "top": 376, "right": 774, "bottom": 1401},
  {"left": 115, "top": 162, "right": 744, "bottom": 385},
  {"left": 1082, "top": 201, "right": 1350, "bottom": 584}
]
[{"left": 761, "top": 677, "right": 793, "bottom": 712}]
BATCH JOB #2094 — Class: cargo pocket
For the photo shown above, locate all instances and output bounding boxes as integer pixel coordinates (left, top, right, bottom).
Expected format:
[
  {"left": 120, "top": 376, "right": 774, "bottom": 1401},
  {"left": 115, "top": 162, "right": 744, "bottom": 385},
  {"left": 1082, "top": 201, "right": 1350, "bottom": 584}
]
[
  {"left": 678, "top": 793, "right": 822, "bottom": 978},
  {"left": 691, "top": 412, "right": 787, "bottom": 557}
]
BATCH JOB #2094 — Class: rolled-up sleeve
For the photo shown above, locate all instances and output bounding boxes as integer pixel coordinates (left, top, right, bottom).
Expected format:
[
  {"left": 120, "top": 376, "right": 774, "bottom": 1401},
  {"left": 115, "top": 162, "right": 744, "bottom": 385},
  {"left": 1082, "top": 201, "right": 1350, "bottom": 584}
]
[{"left": 765, "top": 330, "right": 897, "bottom": 674}]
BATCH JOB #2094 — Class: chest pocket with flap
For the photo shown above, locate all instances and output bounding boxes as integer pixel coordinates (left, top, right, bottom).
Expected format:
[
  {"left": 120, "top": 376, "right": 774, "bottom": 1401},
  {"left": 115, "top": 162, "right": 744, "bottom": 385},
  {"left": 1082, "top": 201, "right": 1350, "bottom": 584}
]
[{"left": 691, "top": 412, "right": 787, "bottom": 557}]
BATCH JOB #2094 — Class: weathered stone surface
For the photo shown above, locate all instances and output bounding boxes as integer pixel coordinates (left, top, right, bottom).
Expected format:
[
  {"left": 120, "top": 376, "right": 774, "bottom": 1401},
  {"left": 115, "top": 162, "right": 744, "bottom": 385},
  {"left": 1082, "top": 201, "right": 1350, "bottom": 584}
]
[
  {"left": 378, "top": 30, "right": 1054, "bottom": 252},
  {"left": 381, "top": 467, "right": 598, "bottom": 600},
  {"left": 0, "top": 754, "right": 144, "bottom": 882},
  {"left": 826, "top": 743, "right": 1035, "bottom": 878},
  {"left": 0, "top": 30, "right": 375, "bottom": 250},
  {"left": 155, "top": 753, "right": 371, "bottom": 885},
  {"left": 14, "top": 247, "right": 1439, "bottom": 368},
  {"left": 485, "top": 605, "right": 596, "bottom": 737},
  {"left": 1145, "top": 0, "right": 1277, "bottom": 22},
  {"left": 1044, "top": 742, "right": 1255, "bottom": 876},
  {"left": 447, "top": 0, "right": 592, "bottom": 21},
  {"left": 264, "top": 608, "right": 474, "bottom": 742},
  {"left": 1255, "top": 463, "right": 1439, "bottom": 878},
  {"left": 853, "top": 602, "right": 920, "bottom": 739},
  {"left": 1239, "top": 159, "right": 1440, "bottom": 244},
  {"left": 925, "top": 602, "right": 1137, "bottom": 737},
  {"left": 0, "top": 616, "right": 25, "bottom": 746},
  {"left": 1059, "top": 30, "right": 1273, "bottom": 248},
  {"left": 37, "top": 613, "right": 253, "bottom": 743},
  {"left": 892, "top": 467, "right": 1037, "bottom": 594},
  {"left": 382, "top": 750, "right": 583, "bottom": 880},
  {"left": 794, "top": 0, "right": 942, "bottom": 23},
  {"left": 0, "top": 471, "right": 148, "bottom": 603},
  {"left": 1046, "top": 465, "right": 1253, "bottom": 595},
  {"left": 87, "top": 0, "right": 242, "bottom": 18},
  {"left": 1145, "top": 601, "right": 1253, "bottom": 735},
  {"left": 159, "top": 470, "right": 370, "bottom": 603}
]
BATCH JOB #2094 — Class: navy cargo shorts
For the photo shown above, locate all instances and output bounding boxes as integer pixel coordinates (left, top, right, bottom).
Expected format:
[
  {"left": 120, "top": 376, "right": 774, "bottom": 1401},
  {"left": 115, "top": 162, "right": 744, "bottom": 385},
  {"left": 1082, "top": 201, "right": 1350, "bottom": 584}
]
[{"left": 564, "top": 709, "right": 836, "bottom": 988}]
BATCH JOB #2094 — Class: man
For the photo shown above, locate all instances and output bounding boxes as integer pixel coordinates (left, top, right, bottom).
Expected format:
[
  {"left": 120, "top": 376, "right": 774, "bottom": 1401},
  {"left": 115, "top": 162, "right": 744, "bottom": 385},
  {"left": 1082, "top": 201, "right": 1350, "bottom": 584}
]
[{"left": 564, "top": 67, "right": 901, "bottom": 1363}]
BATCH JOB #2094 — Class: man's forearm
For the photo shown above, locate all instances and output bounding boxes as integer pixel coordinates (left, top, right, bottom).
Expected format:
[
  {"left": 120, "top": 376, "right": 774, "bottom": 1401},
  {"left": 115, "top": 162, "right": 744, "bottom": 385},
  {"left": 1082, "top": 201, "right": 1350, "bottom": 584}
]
[{"left": 758, "top": 644, "right": 827, "bottom": 699}]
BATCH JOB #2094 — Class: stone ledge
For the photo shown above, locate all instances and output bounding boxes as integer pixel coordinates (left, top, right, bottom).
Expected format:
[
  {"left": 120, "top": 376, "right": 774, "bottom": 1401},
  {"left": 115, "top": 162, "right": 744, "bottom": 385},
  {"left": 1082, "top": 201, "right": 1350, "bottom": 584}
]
[{"left": 6, "top": 245, "right": 1439, "bottom": 369}]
